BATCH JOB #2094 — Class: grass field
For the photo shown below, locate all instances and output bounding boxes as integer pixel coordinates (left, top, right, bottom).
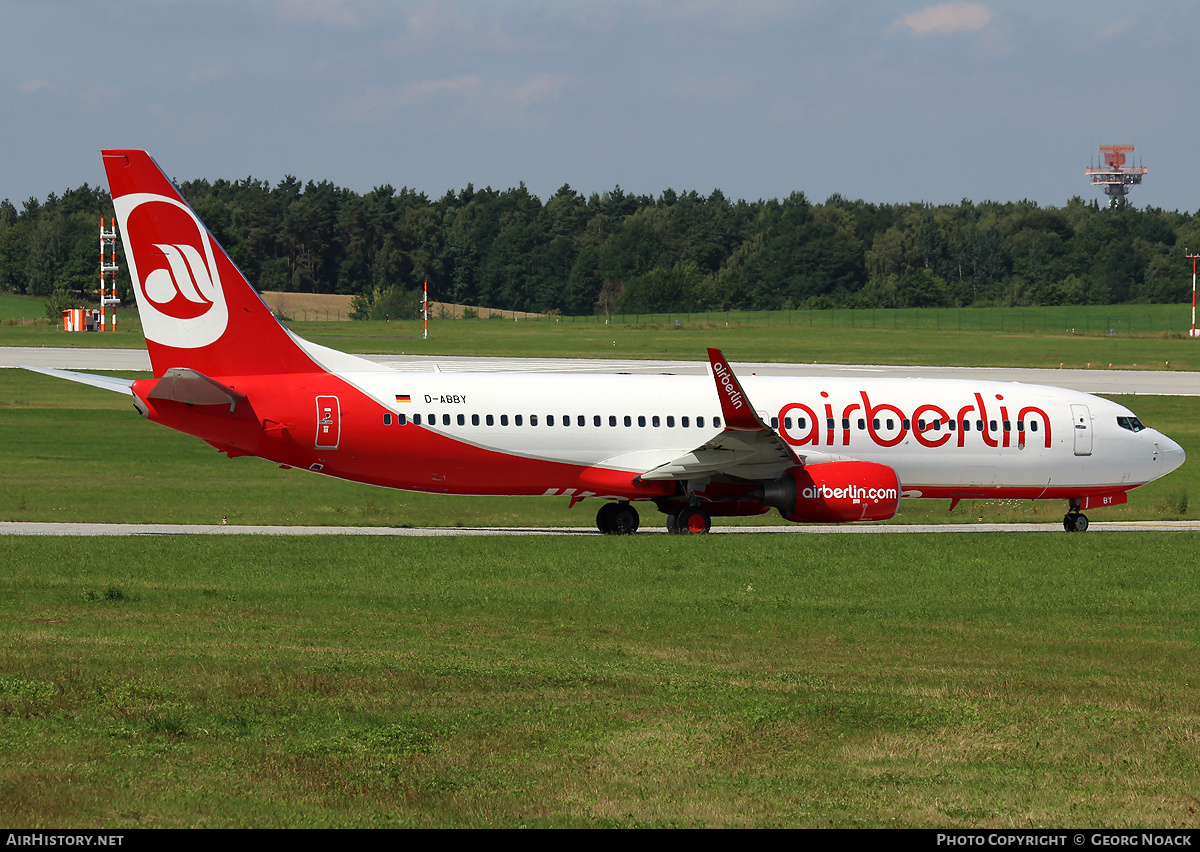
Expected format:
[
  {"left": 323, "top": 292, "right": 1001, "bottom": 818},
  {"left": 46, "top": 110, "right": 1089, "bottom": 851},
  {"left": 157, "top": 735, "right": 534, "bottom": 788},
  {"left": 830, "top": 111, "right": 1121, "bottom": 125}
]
[
  {"left": 2, "top": 534, "right": 1196, "bottom": 827},
  {"left": 3, "top": 298, "right": 1200, "bottom": 371}
]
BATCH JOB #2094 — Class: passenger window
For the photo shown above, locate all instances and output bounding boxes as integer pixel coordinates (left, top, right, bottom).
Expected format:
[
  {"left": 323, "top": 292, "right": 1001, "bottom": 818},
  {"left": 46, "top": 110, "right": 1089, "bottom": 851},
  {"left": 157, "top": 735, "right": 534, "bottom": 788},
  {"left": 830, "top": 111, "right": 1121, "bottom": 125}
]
[
  {"left": 457, "top": 414, "right": 465, "bottom": 426},
  {"left": 593, "top": 415, "right": 600, "bottom": 427},
  {"left": 652, "top": 416, "right": 660, "bottom": 427},
  {"left": 471, "top": 414, "right": 479, "bottom": 426},
  {"left": 638, "top": 416, "right": 646, "bottom": 427},
  {"left": 901, "top": 419, "right": 910, "bottom": 430},
  {"left": 857, "top": 419, "right": 865, "bottom": 430},
  {"left": 1030, "top": 422, "right": 1039, "bottom": 432},
  {"left": 501, "top": 414, "right": 508, "bottom": 426},
  {"left": 714, "top": 417, "right": 721, "bottom": 427},
  {"left": 842, "top": 418, "right": 850, "bottom": 429},
  {"left": 442, "top": 414, "right": 451, "bottom": 426},
  {"left": 547, "top": 415, "right": 555, "bottom": 426},
  {"left": 515, "top": 414, "right": 523, "bottom": 426},
  {"left": 530, "top": 415, "right": 538, "bottom": 426},
  {"left": 1017, "top": 421, "right": 1024, "bottom": 432},
  {"left": 770, "top": 416, "right": 779, "bottom": 429},
  {"left": 682, "top": 416, "right": 690, "bottom": 428},
  {"left": 666, "top": 416, "right": 674, "bottom": 428},
  {"left": 608, "top": 415, "right": 616, "bottom": 427},
  {"left": 827, "top": 418, "right": 835, "bottom": 429},
  {"left": 697, "top": 416, "right": 705, "bottom": 428},
  {"left": 383, "top": 413, "right": 392, "bottom": 425},
  {"left": 624, "top": 415, "right": 632, "bottom": 427},
  {"left": 486, "top": 414, "right": 494, "bottom": 426}
]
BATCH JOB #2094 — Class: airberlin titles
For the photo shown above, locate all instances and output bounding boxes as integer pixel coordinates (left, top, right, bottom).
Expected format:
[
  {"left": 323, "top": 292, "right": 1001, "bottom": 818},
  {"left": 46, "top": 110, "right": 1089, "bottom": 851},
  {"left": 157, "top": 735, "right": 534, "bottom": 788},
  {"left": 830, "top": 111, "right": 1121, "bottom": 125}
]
[
  {"left": 711, "top": 359, "right": 746, "bottom": 412},
  {"left": 776, "top": 390, "right": 1051, "bottom": 451}
]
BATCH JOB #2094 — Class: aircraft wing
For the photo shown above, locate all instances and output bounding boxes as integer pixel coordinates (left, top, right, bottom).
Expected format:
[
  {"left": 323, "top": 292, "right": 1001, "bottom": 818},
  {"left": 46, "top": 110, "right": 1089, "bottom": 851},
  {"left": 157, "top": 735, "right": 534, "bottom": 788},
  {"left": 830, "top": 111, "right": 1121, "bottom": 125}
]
[
  {"left": 638, "top": 348, "right": 803, "bottom": 482},
  {"left": 22, "top": 367, "right": 134, "bottom": 396}
]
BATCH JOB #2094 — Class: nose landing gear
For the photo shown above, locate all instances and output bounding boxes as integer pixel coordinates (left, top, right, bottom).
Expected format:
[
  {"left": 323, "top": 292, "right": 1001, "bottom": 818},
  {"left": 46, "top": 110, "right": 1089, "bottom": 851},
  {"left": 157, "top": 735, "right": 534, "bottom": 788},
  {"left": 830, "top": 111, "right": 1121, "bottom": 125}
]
[{"left": 1063, "top": 498, "right": 1089, "bottom": 532}]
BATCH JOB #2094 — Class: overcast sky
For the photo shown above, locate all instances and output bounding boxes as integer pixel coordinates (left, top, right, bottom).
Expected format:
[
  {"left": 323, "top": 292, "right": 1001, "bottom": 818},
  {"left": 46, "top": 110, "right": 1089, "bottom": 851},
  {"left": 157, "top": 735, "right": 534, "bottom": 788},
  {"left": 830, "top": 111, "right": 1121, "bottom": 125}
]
[{"left": 3, "top": 0, "right": 1197, "bottom": 211}]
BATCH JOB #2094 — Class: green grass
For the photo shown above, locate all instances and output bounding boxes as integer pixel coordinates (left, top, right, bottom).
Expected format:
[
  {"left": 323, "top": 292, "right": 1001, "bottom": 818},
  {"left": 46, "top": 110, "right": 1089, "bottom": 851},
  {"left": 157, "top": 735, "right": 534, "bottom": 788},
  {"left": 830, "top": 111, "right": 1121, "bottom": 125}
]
[
  {"left": 1, "top": 534, "right": 1196, "bottom": 827},
  {"left": 1, "top": 369, "right": 1195, "bottom": 527},
  {"left": 2, "top": 300, "right": 1198, "bottom": 369},
  {"left": 0, "top": 293, "right": 52, "bottom": 324}
]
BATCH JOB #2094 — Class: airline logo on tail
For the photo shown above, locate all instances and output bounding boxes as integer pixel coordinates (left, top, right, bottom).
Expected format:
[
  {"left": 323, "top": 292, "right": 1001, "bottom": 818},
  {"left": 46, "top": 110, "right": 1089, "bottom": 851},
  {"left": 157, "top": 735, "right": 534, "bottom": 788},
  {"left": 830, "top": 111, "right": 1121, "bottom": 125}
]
[{"left": 111, "top": 192, "right": 229, "bottom": 348}]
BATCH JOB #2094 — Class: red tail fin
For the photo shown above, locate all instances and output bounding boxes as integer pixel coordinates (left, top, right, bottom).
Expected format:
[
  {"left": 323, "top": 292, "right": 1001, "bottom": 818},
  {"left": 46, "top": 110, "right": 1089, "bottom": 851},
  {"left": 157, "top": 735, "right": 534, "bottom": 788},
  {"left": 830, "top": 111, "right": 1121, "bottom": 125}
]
[{"left": 103, "top": 150, "right": 316, "bottom": 378}]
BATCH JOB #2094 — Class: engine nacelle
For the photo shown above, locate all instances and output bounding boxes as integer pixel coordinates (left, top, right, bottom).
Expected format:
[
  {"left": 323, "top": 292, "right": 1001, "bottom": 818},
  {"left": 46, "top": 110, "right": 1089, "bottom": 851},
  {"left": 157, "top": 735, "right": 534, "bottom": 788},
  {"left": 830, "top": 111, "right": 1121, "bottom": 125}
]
[{"left": 764, "top": 461, "right": 901, "bottom": 523}]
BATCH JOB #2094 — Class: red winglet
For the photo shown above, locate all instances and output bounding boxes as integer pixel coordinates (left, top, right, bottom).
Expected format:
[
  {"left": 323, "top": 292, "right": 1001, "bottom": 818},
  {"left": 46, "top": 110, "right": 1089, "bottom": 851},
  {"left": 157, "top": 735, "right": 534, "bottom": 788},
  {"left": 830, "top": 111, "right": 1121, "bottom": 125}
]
[{"left": 707, "top": 348, "right": 767, "bottom": 432}]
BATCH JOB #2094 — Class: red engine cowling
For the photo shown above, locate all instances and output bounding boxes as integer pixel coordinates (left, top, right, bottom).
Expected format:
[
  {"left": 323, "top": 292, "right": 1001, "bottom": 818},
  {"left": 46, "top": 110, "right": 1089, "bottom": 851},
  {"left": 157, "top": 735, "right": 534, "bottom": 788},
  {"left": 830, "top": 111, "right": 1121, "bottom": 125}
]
[{"left": 772, "top": 461, "right": 900, "bottom": 523}]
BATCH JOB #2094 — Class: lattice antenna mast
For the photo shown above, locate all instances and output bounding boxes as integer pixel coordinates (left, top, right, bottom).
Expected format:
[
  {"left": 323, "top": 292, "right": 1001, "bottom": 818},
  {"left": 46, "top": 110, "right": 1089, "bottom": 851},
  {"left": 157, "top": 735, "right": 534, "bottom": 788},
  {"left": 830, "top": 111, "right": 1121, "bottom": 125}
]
[{"left": 99, "top": 218, "right": 121, "bottom": 331}]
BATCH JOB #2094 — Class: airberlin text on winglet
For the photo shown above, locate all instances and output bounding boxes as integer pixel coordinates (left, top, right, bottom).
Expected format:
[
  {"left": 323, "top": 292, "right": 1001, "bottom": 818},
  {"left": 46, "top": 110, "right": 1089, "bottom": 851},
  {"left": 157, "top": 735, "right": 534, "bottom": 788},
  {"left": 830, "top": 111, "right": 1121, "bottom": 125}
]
[{"left": 712, "top": 360, "right": 745, "bottom": 410}]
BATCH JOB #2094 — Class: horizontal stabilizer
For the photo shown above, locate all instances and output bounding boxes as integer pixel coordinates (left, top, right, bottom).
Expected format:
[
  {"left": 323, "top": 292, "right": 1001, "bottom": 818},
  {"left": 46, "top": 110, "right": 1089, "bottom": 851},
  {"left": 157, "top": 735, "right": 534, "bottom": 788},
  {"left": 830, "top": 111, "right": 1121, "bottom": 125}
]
[
  {"left": 22, "top": 367, "right": 134, "bottom": 395},
  {"left": 146, "top": 368, "right": 247, "bottom": 412}
]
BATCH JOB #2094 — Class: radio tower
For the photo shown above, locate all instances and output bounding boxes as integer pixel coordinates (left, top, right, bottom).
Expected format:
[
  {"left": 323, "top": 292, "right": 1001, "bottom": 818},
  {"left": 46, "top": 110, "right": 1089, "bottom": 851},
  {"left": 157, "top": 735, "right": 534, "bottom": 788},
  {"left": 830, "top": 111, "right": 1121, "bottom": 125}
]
[{"left": 1085, "top": 145, "right": 1147, "bottom": 208}]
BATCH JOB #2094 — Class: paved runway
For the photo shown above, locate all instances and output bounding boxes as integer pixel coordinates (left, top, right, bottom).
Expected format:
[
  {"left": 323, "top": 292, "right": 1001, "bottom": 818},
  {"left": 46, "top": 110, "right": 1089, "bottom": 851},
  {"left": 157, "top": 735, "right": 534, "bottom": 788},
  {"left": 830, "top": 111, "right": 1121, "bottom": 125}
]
[
  {"left": 2, "top": 520, "right": 1197, "bottom": 536},
  {"left": 3, "top": 346, "right": 1198, "bottom": 395}
]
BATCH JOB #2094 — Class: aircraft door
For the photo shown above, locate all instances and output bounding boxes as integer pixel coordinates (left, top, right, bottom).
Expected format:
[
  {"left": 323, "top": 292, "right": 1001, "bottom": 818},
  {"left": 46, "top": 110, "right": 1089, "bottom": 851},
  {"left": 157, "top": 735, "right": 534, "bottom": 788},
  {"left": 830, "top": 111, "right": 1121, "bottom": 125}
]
[
  {"left": 1070, "top": 404, "right": 1092, "bottom": 456},
  {"left": 315, "top": 395, "right": 341, "bottom": 449}
]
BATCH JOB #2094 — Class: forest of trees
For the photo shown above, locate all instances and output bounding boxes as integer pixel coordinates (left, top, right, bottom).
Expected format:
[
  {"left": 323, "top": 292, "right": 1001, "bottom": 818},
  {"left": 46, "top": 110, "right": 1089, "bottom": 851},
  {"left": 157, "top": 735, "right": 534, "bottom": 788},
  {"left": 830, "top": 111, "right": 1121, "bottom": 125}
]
[{"left": 2, "top": 175, "right": 1197, "bottom": 320}]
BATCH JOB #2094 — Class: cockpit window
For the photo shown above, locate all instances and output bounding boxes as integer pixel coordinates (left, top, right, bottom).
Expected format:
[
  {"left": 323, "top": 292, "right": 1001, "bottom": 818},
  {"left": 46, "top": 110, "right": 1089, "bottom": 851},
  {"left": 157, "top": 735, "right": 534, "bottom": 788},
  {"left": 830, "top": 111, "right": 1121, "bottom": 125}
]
[{"left": 1117, "top": 416, "right": 1146, "bottom": 433}]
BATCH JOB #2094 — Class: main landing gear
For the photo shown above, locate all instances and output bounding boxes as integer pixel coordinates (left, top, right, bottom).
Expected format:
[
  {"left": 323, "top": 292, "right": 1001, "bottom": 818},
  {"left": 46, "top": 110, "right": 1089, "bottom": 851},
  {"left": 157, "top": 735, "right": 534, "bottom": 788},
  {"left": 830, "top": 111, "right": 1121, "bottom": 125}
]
[
  {"left": 595, "top": 502, "right": 713, "bottom": 534},
  {"left": 596, "top": 502, "right": 639, "bottom": 535},
  {"left": 666, "top": 505, "right": 712, "bottom": 535},
  {"left": 1063, "top": 498, "right": 1089, "bottom": 533}
]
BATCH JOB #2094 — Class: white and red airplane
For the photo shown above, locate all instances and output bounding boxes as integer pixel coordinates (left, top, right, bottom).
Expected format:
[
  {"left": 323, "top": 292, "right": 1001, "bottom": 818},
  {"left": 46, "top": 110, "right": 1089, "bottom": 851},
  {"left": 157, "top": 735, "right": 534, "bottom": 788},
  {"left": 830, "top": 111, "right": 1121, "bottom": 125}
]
[{"left": 30, "top": 151, "right": 1186, "bottom": 533}]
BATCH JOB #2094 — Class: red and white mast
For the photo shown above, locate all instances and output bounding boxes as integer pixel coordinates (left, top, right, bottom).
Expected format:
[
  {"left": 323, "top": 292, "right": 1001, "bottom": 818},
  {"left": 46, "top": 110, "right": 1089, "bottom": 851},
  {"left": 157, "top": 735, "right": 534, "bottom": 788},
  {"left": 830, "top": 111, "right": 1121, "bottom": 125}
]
[
  {"left": 1187, "top": 250, "right": 1199, "bottom": 339},
  {"left": 99, "top": 218, "right": 120, "bottom": 331}
]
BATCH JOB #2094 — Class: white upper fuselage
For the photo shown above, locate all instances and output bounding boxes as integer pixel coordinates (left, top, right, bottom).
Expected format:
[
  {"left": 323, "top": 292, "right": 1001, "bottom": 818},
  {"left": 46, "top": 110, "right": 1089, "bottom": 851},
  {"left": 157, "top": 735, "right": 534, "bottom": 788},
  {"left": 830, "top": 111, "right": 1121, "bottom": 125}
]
[{"left": 338, "top": 363, "right": 1183, "bottom": 495}]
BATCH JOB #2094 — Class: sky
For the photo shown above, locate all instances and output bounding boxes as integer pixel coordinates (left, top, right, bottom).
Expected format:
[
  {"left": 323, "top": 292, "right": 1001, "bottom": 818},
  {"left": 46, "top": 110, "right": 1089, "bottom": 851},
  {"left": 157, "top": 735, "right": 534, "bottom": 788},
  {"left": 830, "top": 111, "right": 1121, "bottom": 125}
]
[{"left": 2, "top": 0, "right": 1198, "bottom": 212}]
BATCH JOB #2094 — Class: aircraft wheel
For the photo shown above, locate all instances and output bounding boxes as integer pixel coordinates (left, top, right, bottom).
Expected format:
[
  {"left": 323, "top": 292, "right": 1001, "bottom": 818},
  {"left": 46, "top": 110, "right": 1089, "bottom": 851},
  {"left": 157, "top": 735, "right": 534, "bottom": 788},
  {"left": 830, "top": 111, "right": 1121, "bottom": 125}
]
[
  {"left": 676, "top": 506, "right": 711, "bottom": 534},
  {"left": 598, "top": 502, "right": 638, "bottom": 534},
  {"left": 666, "top": 506, "right": 683, "bottom": 534},
  {"left": 611, "top": 503, "right": 639, "bottom": 535},
  {"left": 1063, "top": 512, "right": 1089, "bottom": 533}
]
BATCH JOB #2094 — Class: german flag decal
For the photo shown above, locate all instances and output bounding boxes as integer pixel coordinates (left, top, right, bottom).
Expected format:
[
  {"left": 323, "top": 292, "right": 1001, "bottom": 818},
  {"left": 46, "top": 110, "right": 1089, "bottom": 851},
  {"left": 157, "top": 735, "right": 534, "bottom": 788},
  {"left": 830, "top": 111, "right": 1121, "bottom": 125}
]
[{"left": 395, "top": 394, "right": 411, "bottom": 403}]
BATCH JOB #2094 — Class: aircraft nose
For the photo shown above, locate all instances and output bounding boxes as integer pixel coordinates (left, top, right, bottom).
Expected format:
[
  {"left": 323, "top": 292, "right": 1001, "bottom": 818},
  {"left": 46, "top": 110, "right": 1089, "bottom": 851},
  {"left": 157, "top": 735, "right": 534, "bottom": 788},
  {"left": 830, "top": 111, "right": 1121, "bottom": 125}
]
[{"left": 1154, "top": 435, "right": 1186, "bottom": 475}]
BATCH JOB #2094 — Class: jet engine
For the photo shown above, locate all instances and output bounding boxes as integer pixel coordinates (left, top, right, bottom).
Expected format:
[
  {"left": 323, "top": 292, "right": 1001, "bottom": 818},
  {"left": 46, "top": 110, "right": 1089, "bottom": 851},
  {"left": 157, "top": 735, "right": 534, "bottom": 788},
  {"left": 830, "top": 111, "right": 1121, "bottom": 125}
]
[{"left": 760, "top": 461, "right": 901, "bottom": 523}]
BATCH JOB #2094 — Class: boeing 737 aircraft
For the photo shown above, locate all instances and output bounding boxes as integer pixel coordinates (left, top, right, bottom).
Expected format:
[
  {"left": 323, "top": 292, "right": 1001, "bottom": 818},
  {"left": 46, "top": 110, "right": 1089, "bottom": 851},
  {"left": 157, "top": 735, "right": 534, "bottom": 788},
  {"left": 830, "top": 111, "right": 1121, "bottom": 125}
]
[{"left": 28, "top": 151, "right": 1186, "bottom": 533}]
